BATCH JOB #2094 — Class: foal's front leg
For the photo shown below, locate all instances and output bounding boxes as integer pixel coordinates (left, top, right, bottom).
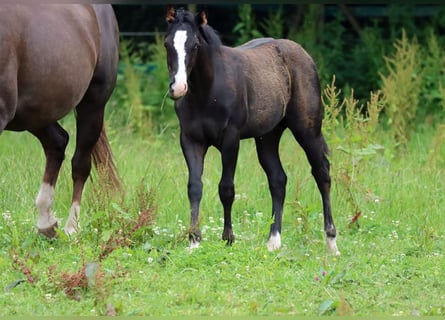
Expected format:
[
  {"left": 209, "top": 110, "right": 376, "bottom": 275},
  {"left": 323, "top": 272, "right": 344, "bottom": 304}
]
[
  {"left": 218, "top": 128, "right": 240, "bottom": 245},
  {"left": 181, "top": 134, "right": 207, "bottom": 248}
]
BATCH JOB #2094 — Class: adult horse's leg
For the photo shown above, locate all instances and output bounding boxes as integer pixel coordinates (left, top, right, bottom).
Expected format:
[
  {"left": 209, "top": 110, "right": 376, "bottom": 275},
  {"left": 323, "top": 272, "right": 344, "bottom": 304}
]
[
  {"left": 289, "top": 123, "right": 340, "bottom": 256},
  {"left": 62, "top": 4, "right": 120, "bottom": 235},
  {"left": 65, "top": 5, "right": 120, "bottom": 235},
  {"left": 218, "top": 128, "right": 240, "bottom": 245},
  {"left": 254, "top": 125, "right": 287, "bottom": 251},
  {"left": 65, "top": 99, "right": 105, "bottom": 235},
  {"left": 181, "top": 133, "right": 208, "bottom": 248},
  {"left": 30, "top": 124, "right": 69, "bottom": 238}
]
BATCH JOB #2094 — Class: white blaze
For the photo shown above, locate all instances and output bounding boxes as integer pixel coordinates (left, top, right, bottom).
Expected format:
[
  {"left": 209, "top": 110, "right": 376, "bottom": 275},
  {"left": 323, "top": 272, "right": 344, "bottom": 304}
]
[{"left": 172, "top": 30, "right": 188, "bottom": 98}]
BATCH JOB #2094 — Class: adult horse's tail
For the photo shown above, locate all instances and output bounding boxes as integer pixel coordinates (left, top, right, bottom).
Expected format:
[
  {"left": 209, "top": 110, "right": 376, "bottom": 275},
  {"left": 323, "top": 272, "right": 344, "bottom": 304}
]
[{"left": 91, "top": 126, "right": 124, "bottom": 196}]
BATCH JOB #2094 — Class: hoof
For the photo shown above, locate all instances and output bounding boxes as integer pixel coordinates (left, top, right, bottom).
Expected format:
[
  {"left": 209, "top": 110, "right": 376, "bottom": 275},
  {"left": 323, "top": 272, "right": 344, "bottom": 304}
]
[
  {"left": 222, "top": 233, "right": 235, "bottom": 246},
  {"left": 38, "top": 222, "right": 59, "bottom": 239}
]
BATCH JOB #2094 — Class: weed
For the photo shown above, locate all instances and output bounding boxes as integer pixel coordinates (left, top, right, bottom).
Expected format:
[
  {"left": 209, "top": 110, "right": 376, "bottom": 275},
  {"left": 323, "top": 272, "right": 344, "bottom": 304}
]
[
  {"left": 10, "top": 250, "right": 36, "bottom": 285},
  {"left": 322, "top": 77, "right": 385, "bottom": 218},
  {"left": 380, "top": 29, "right": 423, "bottom": 148}
]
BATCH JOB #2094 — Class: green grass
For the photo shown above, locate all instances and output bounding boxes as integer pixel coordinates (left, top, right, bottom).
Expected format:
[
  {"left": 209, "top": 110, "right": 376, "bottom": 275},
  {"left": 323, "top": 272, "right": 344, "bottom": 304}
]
[{"left": 0, "top": 115, "right": 444, "bottom": 316}]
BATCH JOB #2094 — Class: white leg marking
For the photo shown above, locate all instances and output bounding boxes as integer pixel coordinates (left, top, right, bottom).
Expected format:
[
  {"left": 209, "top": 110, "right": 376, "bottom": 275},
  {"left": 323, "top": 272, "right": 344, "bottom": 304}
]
[
  {"left": 267, "top": 232, "right": 281, "bottom": 251},
  {"left": 64, "top": 202, "right": 80, "bottom": 235},
  {"left": 172, "top": 30, "right": 188, "bottom": 98},
  {"left": 35, "top": 183, "right": 58, "bottom": 230},
  {"left": 189, "top": 238, "right": 201, "bottom": 250},
  {"left": 326, "top": 236, "right": 340, "bottom": 256}
]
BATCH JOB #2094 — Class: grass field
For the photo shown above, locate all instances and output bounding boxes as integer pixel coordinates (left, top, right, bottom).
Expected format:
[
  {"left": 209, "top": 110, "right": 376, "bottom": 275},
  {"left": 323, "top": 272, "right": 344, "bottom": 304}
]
[{"left": 0, "top": 107, "right": 444, "bottom": 315}]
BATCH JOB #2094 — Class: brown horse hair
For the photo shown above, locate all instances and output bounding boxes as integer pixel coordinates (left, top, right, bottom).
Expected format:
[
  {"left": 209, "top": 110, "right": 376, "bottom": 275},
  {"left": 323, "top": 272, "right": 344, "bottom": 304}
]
[{"left": 91, "top": 126, "right": 124, "bottom": 197}]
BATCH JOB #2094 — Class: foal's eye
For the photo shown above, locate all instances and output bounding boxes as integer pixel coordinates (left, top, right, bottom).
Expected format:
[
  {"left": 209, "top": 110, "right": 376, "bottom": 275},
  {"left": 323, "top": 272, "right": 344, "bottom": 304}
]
[{"left": 193, "top": 44, "right": 199, "bottom": 50}]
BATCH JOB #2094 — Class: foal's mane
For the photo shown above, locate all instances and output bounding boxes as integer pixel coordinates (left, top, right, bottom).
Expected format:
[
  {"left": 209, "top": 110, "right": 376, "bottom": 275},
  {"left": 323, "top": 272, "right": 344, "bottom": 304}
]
[
  {"left": 172, "top": 8, "right": 222, "bottom": 47},
  {"left": 199, "top": 23, "right": 222, "bottom": 47}
]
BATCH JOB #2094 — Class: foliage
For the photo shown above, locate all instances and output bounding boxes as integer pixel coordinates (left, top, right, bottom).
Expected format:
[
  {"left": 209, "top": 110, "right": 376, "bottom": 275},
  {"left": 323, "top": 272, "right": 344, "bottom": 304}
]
[
  {"left": 232, "top": 4, "right": 263, "bottom": 46},
  {"left": 376, "top": 27, "right": 445, "bottom": 151},
  {"left": 322, "top": 76, "right": 385, "bottom": 218},
  {"left": 259, "top": 6, "right": 284, "bottom": 39},
  {"left": 107, "top": 37, "right": 175, "bottom": 138},
  {"left": 418, "top": 29, "right": 445, "bottom": 119},
  {"left": 380, "top": 29, "right": 423, "bottom": 149}
]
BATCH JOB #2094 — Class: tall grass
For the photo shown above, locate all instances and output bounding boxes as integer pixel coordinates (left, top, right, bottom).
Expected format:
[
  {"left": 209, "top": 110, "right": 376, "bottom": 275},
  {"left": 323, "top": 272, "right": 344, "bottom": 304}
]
[{"left": 1, "top": 74, "right": 444, "bottom": 315}]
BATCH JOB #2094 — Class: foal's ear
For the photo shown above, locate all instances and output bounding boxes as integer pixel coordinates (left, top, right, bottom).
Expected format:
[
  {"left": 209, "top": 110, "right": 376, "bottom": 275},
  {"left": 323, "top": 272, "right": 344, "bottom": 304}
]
[
  {"left": 166, "top": 6, "right": 176, "bottom": 23},
  {"left": 195, "top": 9, "right": 208, "bottom": 27}
]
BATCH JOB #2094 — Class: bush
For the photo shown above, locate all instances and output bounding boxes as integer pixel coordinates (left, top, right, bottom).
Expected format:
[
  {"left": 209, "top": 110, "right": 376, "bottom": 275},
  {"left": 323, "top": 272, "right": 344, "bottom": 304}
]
[
  {"left": 107, "top": 36, "right": 175, "bottom": 138},
  {"left": 379, "top": 29, "right": 423, "bottom": 148}
]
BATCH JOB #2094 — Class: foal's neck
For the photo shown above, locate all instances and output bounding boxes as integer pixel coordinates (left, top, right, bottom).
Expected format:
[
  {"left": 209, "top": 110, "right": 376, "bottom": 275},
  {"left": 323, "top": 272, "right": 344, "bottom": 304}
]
[{"left": 189, "top": 43, "right": 216, "bottom": 98}]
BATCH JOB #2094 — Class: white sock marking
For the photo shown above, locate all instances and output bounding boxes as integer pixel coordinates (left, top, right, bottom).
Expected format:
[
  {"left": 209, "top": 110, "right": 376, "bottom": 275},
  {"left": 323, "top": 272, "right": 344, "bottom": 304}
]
[
  {"left": 172, "top": 30, "right": 188, "bottom": 97},
  {"left": 36, "top": 183, "right": 58, "bottom": 230},
  {"left": 64, "top": 202, "right": 80, "bottom": 235},
  {"left": 189, "top": 238, "right": 200, "bottom": 249},
  {"left": 267, "top": 232, "right": 281, "bottom": 251},
  {"left": 326, "top": 236, "right": 340, "bottom": 256}
]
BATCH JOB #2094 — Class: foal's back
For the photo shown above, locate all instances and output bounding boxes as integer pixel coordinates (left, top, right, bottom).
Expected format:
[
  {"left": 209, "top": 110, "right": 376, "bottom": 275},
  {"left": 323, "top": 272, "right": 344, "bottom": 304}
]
[{"left": 220, "top": 38, "right": 320, "bottom": 137}]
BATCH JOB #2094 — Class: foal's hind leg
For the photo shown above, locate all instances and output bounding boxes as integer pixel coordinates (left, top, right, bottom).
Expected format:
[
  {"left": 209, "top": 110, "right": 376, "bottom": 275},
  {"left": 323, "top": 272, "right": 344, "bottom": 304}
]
[
  {"left": 255, "top": 126, "right": 287, "bottom": 251},
  {"left": 290, "top": 125, "right": 340, "bottom": 256},
  {"left": 30, "top": 124, "right": 69, "bottom": 238}
]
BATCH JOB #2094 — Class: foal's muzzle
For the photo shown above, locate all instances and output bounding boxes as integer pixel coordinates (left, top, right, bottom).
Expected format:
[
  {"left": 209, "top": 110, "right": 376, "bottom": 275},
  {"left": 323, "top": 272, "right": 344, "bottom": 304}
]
[{"left": 169, "top": 80, "right": 188, "bottom": 100}]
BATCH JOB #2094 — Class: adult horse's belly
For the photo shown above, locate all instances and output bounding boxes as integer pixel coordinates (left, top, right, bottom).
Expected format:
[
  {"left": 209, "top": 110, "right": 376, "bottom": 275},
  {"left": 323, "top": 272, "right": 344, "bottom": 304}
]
[{"left": 2, "top": 4, "right": 99, "bottom": 131}]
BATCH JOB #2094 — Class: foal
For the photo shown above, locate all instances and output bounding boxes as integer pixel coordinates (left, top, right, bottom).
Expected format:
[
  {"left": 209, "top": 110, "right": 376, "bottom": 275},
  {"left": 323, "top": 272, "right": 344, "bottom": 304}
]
[{"left": 164, "top": 7, "right": 339, "bottom": 255}]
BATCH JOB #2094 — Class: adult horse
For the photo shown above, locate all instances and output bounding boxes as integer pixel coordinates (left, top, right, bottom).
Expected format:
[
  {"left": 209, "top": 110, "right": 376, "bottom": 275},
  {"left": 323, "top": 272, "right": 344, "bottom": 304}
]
[
  {"left": 164, "top": 7, "right": 339, "bottom": 255},
  {"left": 0, "top": 4, "right": 121, "bottom": 238}
]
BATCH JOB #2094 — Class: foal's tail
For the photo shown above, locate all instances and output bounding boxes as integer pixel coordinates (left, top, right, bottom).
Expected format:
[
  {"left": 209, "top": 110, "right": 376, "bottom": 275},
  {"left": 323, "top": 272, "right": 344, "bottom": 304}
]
[{"left": 91, "top": 126, "right": 124, "bottom": 197}]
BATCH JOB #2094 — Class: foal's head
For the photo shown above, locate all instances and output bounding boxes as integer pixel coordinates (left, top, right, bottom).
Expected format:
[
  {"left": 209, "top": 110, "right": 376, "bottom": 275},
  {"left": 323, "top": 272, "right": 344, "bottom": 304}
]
[{"left": 164, "top": 7, "right": 213, "bottom": 100}]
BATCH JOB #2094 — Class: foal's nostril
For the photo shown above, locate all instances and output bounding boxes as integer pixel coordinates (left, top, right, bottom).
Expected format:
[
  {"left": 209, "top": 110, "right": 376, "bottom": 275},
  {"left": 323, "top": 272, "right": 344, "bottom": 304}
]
[{"left": 168, "top": 81, "right": 188, "bottom": 99}]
